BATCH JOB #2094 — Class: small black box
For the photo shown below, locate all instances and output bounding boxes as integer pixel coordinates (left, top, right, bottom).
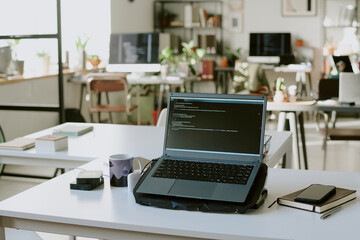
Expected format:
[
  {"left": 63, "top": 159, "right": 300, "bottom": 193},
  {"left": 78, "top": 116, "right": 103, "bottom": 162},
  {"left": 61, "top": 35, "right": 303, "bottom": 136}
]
[
  {"left": 70, "top": 176, "right": 104, "bottom": 191},
  {"left": 76, "top": 170, "right": 103, "bottom": 185}
]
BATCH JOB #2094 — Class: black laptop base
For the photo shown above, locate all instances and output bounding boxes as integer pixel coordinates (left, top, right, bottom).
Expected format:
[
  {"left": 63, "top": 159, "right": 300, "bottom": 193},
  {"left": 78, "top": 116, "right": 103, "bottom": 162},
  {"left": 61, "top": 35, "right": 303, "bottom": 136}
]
[{"left": 133, "top": 160, "right": 268, "bottom": 214}]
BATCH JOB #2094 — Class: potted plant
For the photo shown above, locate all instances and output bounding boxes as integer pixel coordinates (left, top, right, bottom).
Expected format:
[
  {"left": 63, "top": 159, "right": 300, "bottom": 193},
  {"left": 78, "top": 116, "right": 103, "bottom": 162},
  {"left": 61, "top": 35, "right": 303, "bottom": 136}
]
[
  {"left": 159, "top": 46, "right": 173, "bottom": 79},
  {"left": 180, "top": 40, "right": 205, "bottom": 76},
  {"left": 273, "top": 77, "right": 287, "bottom": 102},
  {"left": 224, "top": 46, "right": 241, "bottom": 67},
  {"left": 295, "top": 38, "right": 304, "bottom": 47},
  {"left": 88, "top": 54, "right": 101, "bottom": 69}
]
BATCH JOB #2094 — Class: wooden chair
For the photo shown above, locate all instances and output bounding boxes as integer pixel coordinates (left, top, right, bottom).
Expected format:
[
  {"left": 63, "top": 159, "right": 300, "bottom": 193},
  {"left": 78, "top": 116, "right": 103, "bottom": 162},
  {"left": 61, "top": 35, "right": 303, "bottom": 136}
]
[
  {"left": 85, "top": 73, "right": 140, "bottom": 125},
  {"left": 316, "top": 78, "right": 360, "bottom": 169}
]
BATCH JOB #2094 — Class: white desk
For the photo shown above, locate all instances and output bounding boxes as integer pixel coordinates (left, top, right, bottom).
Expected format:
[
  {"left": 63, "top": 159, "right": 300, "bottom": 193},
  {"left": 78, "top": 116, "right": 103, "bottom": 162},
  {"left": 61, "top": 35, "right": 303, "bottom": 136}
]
[
  {"left": 0, "top": 123, "right": 293, "bottom": 170},
  {"left": 0, "top": 160, "right": 359, "bottom": 240},
  {"left": 267, "top": 100, "right": 316, "bottom": 170}
]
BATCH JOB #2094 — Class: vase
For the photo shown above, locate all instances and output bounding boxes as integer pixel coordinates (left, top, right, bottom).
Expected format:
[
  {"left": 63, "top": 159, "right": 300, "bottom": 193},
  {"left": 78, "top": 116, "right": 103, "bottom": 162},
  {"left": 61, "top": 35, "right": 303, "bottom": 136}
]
[
  {"left": 160, "top": 64, "right": 169, "bottom": 80},
  {"left": 273, "top": 91, "right": 286, "bottom": 103},
  {"left": 42, "top": 56, "right": 50, "bottom": 73},
  {"left": 77, "top": 49, "right": 86, "bottom": 70}
]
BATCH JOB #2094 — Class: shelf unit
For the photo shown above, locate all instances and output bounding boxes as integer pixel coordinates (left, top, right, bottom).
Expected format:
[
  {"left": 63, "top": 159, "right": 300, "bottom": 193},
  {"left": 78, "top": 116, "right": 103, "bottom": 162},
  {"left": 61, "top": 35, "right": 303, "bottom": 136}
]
[
  {"left": 153, "top": 0, "right": 223, "bottom": 55},
  {"left": 0, "top": 0, "right": 64, "bottom": 123},
  {"left": 322, "top": 0, "right": 359, "bottom": 55}
]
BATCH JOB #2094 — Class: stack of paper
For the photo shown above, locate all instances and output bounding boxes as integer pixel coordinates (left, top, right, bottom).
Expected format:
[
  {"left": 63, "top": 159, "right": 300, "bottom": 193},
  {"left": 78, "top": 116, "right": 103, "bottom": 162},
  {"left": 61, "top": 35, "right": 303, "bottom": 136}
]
[
  {"left": 53, "top": 125, "right": 93, "bottom": 136},
  {"left": 0, "top": 138, "right": 35, "bottom": 150},
  {"left": 35, "top": 134, "right": 68, "bottom": 152}
]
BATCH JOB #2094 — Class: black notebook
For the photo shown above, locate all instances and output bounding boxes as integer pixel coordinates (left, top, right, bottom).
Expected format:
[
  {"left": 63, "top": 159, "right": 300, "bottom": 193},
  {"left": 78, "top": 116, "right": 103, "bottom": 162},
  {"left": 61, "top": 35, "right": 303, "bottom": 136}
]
[{"left": 277, "top": 187, "right": 356, "bottom": 213}]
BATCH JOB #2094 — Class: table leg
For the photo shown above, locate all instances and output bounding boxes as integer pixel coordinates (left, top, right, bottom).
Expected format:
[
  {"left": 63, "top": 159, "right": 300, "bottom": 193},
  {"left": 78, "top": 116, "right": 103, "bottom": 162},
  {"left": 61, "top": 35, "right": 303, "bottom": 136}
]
[
  {"left": 224, "top": 72, "right": 229, "bottom": 94},
  {"left": 136, "top": 85, "right": 141, "bottom": 125},
  {"left": 215, "top": 72, "right": 221, "bottom": 93},
  {"left": 277, "top": 112, "right": 287, "bottom": 131},
  {"left": 226, "top": 71, "right": 233, "bottom": 94},
  {"left": 298, "top": 112, "right": 308, "bottom": 170},
  {"left": 0, "top": 226, "right": 4, "bottom": 240},
  {"left": 287, "top": 112, "right": 301, "bottom": 169},
  {"left": 79, "top": 83, "right": 85, "bottom": 110},
  {"left": 283, "top": 138, "right": 293, "bottom": 169},
  {"left": 221, "top": 72, "right": 226, "bottom": 94},
  {"left": 295, "top": 71, "right": 307, "bottom": 96}
]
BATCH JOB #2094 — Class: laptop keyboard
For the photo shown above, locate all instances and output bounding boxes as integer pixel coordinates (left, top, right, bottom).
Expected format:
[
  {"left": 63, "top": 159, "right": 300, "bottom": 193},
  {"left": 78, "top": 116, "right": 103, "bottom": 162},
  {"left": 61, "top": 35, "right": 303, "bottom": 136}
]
[{"left": 152, "top": 159, "right": 254, "bottom": 185}]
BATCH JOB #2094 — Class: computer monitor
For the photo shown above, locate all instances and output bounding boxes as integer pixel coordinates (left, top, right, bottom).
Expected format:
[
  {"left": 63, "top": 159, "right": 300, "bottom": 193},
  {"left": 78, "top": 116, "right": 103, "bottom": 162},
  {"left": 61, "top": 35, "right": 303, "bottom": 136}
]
[
  {"left": 248, "top": 33, "right": 292, "bottom": 64},
  {"left": 106, "top": 32, "right": 161, "bottom": 75}
]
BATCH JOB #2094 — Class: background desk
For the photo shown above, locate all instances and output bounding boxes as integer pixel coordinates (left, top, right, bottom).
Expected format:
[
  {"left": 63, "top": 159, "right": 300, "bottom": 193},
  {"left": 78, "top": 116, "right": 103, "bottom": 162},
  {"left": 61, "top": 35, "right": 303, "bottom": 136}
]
[
  {"left": 0, "top": 161, "right": 359, "bottom": 240},
  {"left": 317, "top": 103, "right": 360, "bottom": 113},
  {"left": 0, "top": 122, "right": 293, "bottom": 171},
  {"left": 267, "top": 100, "right": 316, "bottom": 170}
]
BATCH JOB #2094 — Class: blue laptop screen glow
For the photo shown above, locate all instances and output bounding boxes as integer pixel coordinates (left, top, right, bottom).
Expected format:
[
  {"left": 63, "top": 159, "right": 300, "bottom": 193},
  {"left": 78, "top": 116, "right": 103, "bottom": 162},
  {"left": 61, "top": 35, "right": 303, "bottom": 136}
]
[{"left": 165, "top": 97, "right": 264, "bottom": 156}]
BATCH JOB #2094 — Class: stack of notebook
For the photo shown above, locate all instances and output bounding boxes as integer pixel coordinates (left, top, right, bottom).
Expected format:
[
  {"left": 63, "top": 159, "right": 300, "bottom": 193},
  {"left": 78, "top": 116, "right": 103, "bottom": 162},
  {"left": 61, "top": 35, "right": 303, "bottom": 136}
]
[{"left": 0, "top": 138, "right": 35, "bottom": 150}]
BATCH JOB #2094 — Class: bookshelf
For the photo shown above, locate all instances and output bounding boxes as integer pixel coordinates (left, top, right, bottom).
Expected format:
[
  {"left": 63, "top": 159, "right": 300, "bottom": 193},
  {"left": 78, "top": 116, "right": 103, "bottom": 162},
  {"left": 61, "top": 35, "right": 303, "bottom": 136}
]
[{"left": 153, "top": 0, "right": 223, "bottom": 55}]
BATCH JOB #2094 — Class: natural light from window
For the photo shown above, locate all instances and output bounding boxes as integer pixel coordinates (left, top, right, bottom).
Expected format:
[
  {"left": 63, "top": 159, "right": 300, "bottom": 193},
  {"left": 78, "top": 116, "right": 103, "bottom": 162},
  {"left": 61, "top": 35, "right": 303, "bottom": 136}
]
[{"left": 0, "top": 0, "right": 110, "bottom": 74}]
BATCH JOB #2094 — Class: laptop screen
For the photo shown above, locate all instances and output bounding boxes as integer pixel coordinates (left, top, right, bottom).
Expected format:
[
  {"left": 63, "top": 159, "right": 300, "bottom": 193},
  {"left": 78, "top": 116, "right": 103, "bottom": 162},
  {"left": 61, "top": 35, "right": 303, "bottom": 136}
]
[{"left": 165, "top": 94, "right": 266, "bottom": 158}]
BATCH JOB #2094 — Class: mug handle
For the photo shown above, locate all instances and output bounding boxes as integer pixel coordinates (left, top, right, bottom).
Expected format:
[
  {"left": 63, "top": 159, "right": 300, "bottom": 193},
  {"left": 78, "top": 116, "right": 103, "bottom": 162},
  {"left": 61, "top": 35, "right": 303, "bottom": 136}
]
[{"left": 133, "top": 158, "right": 143, "bottom": 173}]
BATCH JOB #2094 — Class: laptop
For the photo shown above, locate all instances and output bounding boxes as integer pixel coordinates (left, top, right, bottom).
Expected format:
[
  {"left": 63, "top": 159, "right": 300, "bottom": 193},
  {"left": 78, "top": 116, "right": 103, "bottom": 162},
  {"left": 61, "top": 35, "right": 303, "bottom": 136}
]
[
  {"left": 136, "top": 93, "right": 267, "bottom": 203},
  {"left": 339, "top": 72, "right": 360, "bottom": 105}
]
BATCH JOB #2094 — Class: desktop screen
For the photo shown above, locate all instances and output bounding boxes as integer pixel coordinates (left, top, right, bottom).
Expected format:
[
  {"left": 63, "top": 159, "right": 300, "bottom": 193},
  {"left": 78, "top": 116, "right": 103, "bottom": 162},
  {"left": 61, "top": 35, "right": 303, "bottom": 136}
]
[
  {"left": 109, "top": 33, "right": 159, "bottom": 64},
  {"left": 249, "top": 33, "right": 291, "bottom": 57},
  {"left": 107, "top": 32, "right": 160, "bottom": 73}
]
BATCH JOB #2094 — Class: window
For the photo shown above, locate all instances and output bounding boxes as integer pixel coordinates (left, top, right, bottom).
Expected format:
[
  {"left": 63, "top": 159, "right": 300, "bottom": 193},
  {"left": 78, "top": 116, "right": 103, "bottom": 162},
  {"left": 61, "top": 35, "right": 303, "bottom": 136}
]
[{"left": 0, "top": 0, "right": 110, "bottom": 73}]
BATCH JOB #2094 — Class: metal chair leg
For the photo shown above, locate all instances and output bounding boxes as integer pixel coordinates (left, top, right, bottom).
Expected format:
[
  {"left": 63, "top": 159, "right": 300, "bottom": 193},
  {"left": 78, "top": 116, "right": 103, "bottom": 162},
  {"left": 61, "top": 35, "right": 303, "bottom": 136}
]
[
  {"left": 322, "top": 112, "right": 329, "bottom": 170},
  {"left": 106, "top": 92, "right": 113, "bottom": 123},
  {"left": 322, "top": 137, "right": 328, "bottom": 171}
]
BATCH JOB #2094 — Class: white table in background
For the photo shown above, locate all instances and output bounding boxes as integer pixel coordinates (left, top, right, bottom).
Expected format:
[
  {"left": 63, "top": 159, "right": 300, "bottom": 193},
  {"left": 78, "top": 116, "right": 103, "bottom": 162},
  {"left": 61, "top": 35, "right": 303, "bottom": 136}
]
[
  {"left": 0, "top": 122, "right": 293, "bottom": 170},
  {"left": 267, "top": 100, "right": 316, "bottom": 170},
  {"left": 0, "top": 160, "right": 359, "bottom": 240}
]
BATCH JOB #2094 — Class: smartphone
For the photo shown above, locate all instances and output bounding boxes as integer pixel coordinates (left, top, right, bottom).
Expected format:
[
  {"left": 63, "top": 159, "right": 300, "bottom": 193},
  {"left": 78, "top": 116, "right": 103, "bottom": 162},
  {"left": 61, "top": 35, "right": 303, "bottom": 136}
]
[{"left": 294, "top": 184, "right": 336, "bottom": 204}]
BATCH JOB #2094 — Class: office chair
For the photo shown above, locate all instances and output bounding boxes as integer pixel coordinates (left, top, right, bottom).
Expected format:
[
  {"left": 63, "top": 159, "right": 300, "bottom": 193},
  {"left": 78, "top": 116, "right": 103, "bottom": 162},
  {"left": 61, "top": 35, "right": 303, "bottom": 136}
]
[
  {"left": 316, "top": 111, "right": 360, "bottom": 170},
  {"left": 316, "top": 78, "right": 360, "bottom": 170},
  {"left": 156, "top": 108, "right": 167, "bottom": 127},
  {"left": 318, "top": 78, "right": 338, "bottom": 128},
  {"left": 85, "top": 73, "right": 140, "bottom": 125}
]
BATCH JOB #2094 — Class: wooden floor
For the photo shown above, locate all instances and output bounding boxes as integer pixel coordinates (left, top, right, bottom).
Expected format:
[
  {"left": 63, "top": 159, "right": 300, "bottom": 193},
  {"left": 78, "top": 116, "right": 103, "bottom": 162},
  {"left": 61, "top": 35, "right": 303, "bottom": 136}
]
[{"left": 0, "top": 116, "right": 359, "bottom": 239}]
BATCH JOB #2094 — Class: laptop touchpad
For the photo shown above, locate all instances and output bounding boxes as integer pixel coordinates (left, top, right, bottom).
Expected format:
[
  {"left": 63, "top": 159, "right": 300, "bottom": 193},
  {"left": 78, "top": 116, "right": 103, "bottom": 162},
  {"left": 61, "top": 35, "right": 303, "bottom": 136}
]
[{"left": 168, "top": 180, "right": 216, "bottom": 198}]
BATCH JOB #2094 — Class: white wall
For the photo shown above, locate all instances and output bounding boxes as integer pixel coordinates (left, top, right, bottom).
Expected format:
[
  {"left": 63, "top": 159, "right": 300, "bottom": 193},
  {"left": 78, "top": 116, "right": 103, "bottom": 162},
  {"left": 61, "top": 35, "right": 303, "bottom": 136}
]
[
  {"left": 110, "top": 0, "right": 325, "bottom": 89},
  {"left": 110, "top": 0, "right": 154, "bottom": 33}
]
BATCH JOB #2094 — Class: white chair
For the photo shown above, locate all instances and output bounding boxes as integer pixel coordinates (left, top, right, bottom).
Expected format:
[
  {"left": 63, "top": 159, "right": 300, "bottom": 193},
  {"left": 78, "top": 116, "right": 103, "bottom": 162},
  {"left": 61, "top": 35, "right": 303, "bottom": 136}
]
[{"left": 156, "top": 108, "right": 167, "bottom": 127}]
